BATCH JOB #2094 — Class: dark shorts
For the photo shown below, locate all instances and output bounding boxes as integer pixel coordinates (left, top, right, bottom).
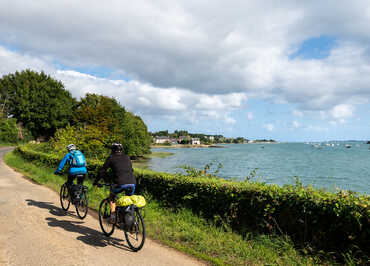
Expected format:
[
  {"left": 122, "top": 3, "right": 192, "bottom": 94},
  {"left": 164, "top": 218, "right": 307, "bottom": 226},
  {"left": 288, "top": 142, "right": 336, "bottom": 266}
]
[
  {"left": 67, "top": 174, "right": 86, "bottom": 186},
  {"left": 110, "top": 184, "right": 135, "bottom": 201}
]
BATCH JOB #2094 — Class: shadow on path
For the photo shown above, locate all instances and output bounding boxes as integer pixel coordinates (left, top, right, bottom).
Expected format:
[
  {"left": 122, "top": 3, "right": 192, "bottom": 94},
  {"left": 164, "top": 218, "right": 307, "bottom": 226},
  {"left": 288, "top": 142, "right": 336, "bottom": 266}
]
[
  {"left": 26, "top": 199, "right": 76, "bottom": 218},
  {"left": 26, "top": 199, "right": 132, "bottom": 251}
]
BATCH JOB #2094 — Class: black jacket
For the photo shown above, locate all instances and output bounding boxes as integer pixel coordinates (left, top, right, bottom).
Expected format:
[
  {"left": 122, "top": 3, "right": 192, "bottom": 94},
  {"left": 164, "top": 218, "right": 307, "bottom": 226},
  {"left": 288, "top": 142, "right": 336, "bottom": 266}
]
[{"left": 96, "top": 153, "right": 136, "bottom": 185}]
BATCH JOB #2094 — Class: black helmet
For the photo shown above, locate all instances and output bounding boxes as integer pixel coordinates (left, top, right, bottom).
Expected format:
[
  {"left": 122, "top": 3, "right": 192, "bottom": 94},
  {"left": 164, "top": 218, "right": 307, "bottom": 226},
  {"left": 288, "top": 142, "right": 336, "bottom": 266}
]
[
  {"left": 67, "top": 144, "right": 76, "bottom": 152},
  {"left": 111, "top": 142, "right": 123, "bottom": 153}
]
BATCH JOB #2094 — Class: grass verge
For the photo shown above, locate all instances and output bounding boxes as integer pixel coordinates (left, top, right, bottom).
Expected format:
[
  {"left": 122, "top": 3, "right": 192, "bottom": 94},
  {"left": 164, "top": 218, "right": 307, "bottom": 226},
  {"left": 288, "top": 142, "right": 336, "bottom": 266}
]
[{"left": 5, "top": 151, "right": 335, "bottom": 265}]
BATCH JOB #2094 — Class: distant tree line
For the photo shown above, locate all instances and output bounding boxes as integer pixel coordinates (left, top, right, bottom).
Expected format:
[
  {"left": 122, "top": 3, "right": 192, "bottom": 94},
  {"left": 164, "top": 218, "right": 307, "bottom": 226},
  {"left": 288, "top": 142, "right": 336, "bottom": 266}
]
[
  {"left": 151, "top": 130, "right": 248, "bottom": 144},
  {"left": 0, "top": 69, "right": 151, "bottom": 156}
]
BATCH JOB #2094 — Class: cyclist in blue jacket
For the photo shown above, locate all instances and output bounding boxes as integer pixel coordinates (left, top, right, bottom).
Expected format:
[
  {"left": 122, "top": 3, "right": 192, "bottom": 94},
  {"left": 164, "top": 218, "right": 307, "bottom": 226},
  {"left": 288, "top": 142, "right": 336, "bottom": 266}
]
[{"left": 54, "top": 144, "right": 87, "bottom": 187}]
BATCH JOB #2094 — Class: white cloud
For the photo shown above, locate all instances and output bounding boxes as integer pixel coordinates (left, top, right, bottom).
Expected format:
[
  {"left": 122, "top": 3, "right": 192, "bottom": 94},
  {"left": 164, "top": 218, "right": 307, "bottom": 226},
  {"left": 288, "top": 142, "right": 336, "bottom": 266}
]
[
  {"left": 330, "top": 104, "right": 354, "bottom": 119},
  {"left": 263, "top": 123, "right": 275, "bottom": 132},
  {"left": 55, "top": 70, "right": 246, "bottom": 124},
  {"left": 292, "top": 110, "right": 304, "bottom": 117},
  {"left": 0, "top": 46, "right": 246, "bottom": 131},
  {"left": 2, "top": 1, "right": 370, "bottom": 133},
  {"left": 292, "top": 121, "right": 300, "bottom": 129},
  {"left": 247, "top": 112, "right": 254, "bottom": 120},
  {"left": 0, "top": 1, "right": 370, "bottom": 112}
]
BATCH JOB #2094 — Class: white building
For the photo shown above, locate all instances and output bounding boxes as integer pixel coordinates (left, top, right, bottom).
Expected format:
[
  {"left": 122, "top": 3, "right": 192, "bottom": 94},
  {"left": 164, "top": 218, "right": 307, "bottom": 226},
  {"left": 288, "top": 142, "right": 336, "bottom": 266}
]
[
  {"left": 154, "top": 136, "right": 171, "bottom": 144},
  {"left": 191, "top": 138, "right": 200, "bottom": 145}
]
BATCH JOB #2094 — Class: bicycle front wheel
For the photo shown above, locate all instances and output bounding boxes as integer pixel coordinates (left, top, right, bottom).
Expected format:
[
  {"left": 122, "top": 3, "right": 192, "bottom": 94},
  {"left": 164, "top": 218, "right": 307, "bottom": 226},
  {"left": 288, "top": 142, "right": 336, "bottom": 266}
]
[
  {"left": 76, "top": 191, "right": 88, "bottom": 219},
  {"left": 98, "top": 198, "right": 115, "bottom": 236},
  {"left": 60, "top": 183, "right": 70, "bottom": 211},
  {"left": 125, "top": 208, "right": 146, "bottom": 251}
]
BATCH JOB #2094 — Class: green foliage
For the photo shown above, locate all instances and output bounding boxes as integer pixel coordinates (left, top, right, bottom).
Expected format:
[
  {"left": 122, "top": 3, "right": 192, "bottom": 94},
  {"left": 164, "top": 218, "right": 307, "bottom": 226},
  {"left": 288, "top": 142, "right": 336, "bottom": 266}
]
[
  {"left": 178, "top": 162, "right": 223, "bottom": 178},
  {"left": 0, "top": 69, "right": 75, "bottom": 138},
  {"left": 71, "top": 93, "right": 151, "bottom": 156},
  {"left": 49, "top": 124, "right": 111, "bottom": 159},
  {"left": 244, "top": 168, "right": 260, "bottom": 182},
  {"left": 15, "top": 145, "right": 370, "bottom": 262},
  {"left": 0, "top": 118, "right": 18, "bottom": 143},
  {"left": 72, "top": 93, "right": 125, "bottom": 133}
]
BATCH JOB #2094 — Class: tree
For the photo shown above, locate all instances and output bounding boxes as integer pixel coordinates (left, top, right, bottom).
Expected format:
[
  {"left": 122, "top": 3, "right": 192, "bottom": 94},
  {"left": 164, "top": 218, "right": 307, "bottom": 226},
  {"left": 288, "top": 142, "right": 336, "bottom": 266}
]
[
  {"left": 72, "top": 93, "right": 151, "bottom": 157},
  {"left": 118, "top": 111, "right": 151, "bottom": 156},
  {"left": 0, "top": 70, "right": 74, "bottom": 139},
  {"left": 72, "top": 93, "right": 125, "bottom": 133}
]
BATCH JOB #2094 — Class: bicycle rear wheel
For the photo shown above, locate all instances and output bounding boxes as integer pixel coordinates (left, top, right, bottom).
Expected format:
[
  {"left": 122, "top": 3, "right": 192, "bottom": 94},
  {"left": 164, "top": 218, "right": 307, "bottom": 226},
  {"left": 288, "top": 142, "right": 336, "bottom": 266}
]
[
  {"left": 98, "top": 198, "right": 115, "bottom": 236},
  {"left": 76, "top": 190, "right": 88, "bottom": 219},
  {"left": 60, "top": 183, "right": 70, "bottom": 211},
  {"left": 125, "top": 208, "right": 146, "bottom": 251}
]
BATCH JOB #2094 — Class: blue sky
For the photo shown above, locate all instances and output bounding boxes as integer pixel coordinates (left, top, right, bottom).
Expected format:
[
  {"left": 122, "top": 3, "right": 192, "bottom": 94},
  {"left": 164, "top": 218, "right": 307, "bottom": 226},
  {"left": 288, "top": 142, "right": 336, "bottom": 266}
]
[{"left": 0, "top": 1, "right": 370, "bottom": 142}]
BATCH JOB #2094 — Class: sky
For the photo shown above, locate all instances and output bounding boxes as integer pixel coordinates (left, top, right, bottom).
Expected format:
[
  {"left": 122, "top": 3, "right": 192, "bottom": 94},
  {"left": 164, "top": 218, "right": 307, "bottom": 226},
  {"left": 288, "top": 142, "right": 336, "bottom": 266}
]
[{"left": 0, "top": 1, "right": 370, "bottom": 142}]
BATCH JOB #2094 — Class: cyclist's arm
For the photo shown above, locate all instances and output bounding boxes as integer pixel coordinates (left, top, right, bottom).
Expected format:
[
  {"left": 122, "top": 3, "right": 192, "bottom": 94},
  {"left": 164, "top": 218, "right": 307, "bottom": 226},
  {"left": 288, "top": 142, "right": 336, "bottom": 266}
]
[
  {"left": 94, "top": 155, "right": 112, "bottom": 184},
  {"left": 55, "top": 153, "right": 71, "bottom": 173}
]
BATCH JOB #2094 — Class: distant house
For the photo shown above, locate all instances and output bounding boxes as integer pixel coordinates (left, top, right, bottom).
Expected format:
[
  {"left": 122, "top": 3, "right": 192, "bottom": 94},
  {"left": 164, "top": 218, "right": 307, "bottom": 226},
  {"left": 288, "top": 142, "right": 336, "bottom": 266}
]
[
  {"left": 154, "top": 136, "right": 171, "bottom": 144},
  {"left": 208, "top": 136, "right": 215, "bottom": 141},
  {"left": 178, "top": 135, "right": 190, "bottom": 144},
  {"left": 178, "top": 136, "right": 188, "bottom": 142},
  {"left": 191, "top": 138, "right": 200, "bottom": 145}
]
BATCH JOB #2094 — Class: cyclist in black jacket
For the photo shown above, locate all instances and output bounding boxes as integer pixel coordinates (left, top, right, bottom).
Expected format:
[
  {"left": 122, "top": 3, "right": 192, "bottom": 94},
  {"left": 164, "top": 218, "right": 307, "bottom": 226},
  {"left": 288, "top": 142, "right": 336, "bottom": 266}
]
[{"left": 93, "top": 143, "right": 136, "bottom": 223}]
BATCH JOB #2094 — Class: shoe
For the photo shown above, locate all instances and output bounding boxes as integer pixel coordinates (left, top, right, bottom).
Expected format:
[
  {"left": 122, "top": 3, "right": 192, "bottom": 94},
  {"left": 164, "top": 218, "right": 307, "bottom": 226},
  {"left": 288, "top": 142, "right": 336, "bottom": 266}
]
[{"left": 109, "top": 212, "right": 116, "bottom": 224}]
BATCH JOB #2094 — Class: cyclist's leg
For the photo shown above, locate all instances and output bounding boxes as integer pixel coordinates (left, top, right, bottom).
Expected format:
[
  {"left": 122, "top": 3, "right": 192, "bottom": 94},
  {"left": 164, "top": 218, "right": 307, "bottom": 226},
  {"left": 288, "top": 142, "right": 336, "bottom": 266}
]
[
  {"left": 109, "top": 189, "right": 118, "bottom": 223},
  {"left": 76, "top": 174, "right": 85, "bottom": 185},
  {"left": 66, "top": 174, "right": 75, "bottom": 187}
]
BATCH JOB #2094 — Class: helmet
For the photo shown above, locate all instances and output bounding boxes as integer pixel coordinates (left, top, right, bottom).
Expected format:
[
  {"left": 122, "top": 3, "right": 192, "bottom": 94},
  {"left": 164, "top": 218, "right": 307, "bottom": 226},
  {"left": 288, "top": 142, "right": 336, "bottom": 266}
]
[
  {"left": 111, "top": 142, "right": 123, "bottom": 153},
  {"left": 67, "top": 144, "right": 76, "bottom": 152}
]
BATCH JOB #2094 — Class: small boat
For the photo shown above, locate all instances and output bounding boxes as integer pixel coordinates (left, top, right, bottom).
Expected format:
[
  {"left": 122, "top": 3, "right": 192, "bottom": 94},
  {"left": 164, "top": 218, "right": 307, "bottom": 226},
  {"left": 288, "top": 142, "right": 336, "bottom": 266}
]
[{"left": 345, "top": 144, "right": 351, "bottom": 148}]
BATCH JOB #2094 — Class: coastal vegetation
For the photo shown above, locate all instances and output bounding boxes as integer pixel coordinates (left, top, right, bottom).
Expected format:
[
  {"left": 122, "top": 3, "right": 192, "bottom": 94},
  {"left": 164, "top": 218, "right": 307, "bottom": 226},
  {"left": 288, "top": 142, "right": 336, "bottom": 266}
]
[
  {"left": 13, "top": 144, "right": 370, "bottom": 264},
  {"left": 7, "top": 149, "right": 337, "bottom": 265}
]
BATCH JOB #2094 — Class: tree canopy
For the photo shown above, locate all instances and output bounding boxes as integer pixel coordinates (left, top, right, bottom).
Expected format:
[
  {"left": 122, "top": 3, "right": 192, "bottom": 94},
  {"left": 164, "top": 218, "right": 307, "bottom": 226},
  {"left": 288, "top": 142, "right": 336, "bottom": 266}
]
[
  {"left": 70, "top": 93, "right": 151, "bottom": 156},
  {"left": 0, "top": 70, "right": 152, "bottom": 156},
  {"left": 0, "top": 69, "right": 74, "bottom": 138}
]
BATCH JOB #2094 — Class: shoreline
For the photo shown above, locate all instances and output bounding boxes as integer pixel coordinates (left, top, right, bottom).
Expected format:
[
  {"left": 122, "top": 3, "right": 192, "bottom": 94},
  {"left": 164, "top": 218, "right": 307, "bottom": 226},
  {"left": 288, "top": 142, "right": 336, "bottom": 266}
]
[{"left": 151, "top": 144, "right": 226, "bottom": 148}]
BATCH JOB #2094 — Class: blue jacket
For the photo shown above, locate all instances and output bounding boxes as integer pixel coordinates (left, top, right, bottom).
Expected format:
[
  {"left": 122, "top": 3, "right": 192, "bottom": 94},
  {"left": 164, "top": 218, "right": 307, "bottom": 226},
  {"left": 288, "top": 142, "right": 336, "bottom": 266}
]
[{"left": 55, "top": 151, "right": 87, "bottom": 175}]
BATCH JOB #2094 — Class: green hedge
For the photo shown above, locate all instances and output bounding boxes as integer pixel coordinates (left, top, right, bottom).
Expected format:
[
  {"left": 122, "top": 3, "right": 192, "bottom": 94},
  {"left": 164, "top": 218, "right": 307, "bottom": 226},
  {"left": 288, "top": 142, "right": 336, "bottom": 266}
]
[{"left": 15, "top": 145, "right": 370, "bottom": 258}]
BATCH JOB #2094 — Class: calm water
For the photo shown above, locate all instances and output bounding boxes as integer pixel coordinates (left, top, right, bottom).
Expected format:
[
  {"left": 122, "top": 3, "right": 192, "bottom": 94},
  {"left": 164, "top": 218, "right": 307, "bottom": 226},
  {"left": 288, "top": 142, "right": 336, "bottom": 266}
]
[{"left": 149, "top": 142, "right": 370, "bottom": 194}]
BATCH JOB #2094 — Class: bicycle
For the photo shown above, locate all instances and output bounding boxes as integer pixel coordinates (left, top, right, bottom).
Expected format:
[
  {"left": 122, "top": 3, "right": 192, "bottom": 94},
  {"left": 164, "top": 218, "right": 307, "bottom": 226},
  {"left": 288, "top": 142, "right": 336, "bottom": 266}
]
[
  {"left": 95, "top": 183, "right": 146, "bottom": 251},
  {"left": 59, "top": 174, "right": 89, "bottom": 219}
]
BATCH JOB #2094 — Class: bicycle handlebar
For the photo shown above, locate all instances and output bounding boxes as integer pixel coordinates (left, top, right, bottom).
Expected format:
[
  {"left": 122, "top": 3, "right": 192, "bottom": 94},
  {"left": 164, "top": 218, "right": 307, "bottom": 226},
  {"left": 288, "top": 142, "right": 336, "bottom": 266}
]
[{"left": 95, "top": 183, "right": 112, "bottom": 188}]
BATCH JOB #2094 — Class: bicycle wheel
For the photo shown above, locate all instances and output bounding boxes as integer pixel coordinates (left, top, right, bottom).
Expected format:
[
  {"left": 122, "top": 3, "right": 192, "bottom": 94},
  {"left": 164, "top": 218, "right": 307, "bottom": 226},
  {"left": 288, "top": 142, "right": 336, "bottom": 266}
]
[
  {"left": 75, "top": 191, "right": 88, "bottom": 219},
  {"left": 60, "top": 183, "right": 70, "bottom": 211},
  {"left": 98, "top": 198, "right": 115, "bottom": 236},
  {"left": 125, "top": 208, "right": 146, "bottom": 251}
]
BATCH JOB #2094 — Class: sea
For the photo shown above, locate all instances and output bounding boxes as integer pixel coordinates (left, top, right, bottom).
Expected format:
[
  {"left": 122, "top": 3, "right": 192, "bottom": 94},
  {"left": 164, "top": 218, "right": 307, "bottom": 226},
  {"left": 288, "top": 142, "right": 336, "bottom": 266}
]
[{"left": 149, "top": 142, "right": 370, "bottom": 195}]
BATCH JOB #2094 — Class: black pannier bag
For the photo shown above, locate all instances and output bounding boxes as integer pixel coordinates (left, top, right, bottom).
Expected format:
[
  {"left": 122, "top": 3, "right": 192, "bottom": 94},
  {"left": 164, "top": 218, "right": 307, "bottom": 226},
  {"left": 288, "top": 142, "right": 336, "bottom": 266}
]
[{"left": 70, "top": 184, "right": 82, "bottom": 203}]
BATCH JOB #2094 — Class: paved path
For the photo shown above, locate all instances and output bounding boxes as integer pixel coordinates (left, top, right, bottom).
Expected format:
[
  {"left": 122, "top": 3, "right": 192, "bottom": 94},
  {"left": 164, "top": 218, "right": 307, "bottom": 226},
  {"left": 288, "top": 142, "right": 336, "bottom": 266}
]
[{"left": 0, "top": 147, "right": 204, "bottom": 266}]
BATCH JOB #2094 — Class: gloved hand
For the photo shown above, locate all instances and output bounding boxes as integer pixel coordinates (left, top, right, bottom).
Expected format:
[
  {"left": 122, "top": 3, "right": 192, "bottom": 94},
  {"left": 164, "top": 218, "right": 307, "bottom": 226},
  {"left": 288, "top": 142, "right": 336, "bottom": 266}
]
[{"left": 54, "top": 170, "right": 61, "bottom": 175}]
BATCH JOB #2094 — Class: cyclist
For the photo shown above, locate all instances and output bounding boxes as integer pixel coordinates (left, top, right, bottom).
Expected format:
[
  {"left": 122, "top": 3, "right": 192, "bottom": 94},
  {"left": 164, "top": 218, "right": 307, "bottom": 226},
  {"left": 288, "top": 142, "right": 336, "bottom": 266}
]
[
  {"left": 54, "top": 144, "right": 87, "bottom": 197},
  {"left": 93, "top": 142, "right": 136, "bottom": 223}
]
